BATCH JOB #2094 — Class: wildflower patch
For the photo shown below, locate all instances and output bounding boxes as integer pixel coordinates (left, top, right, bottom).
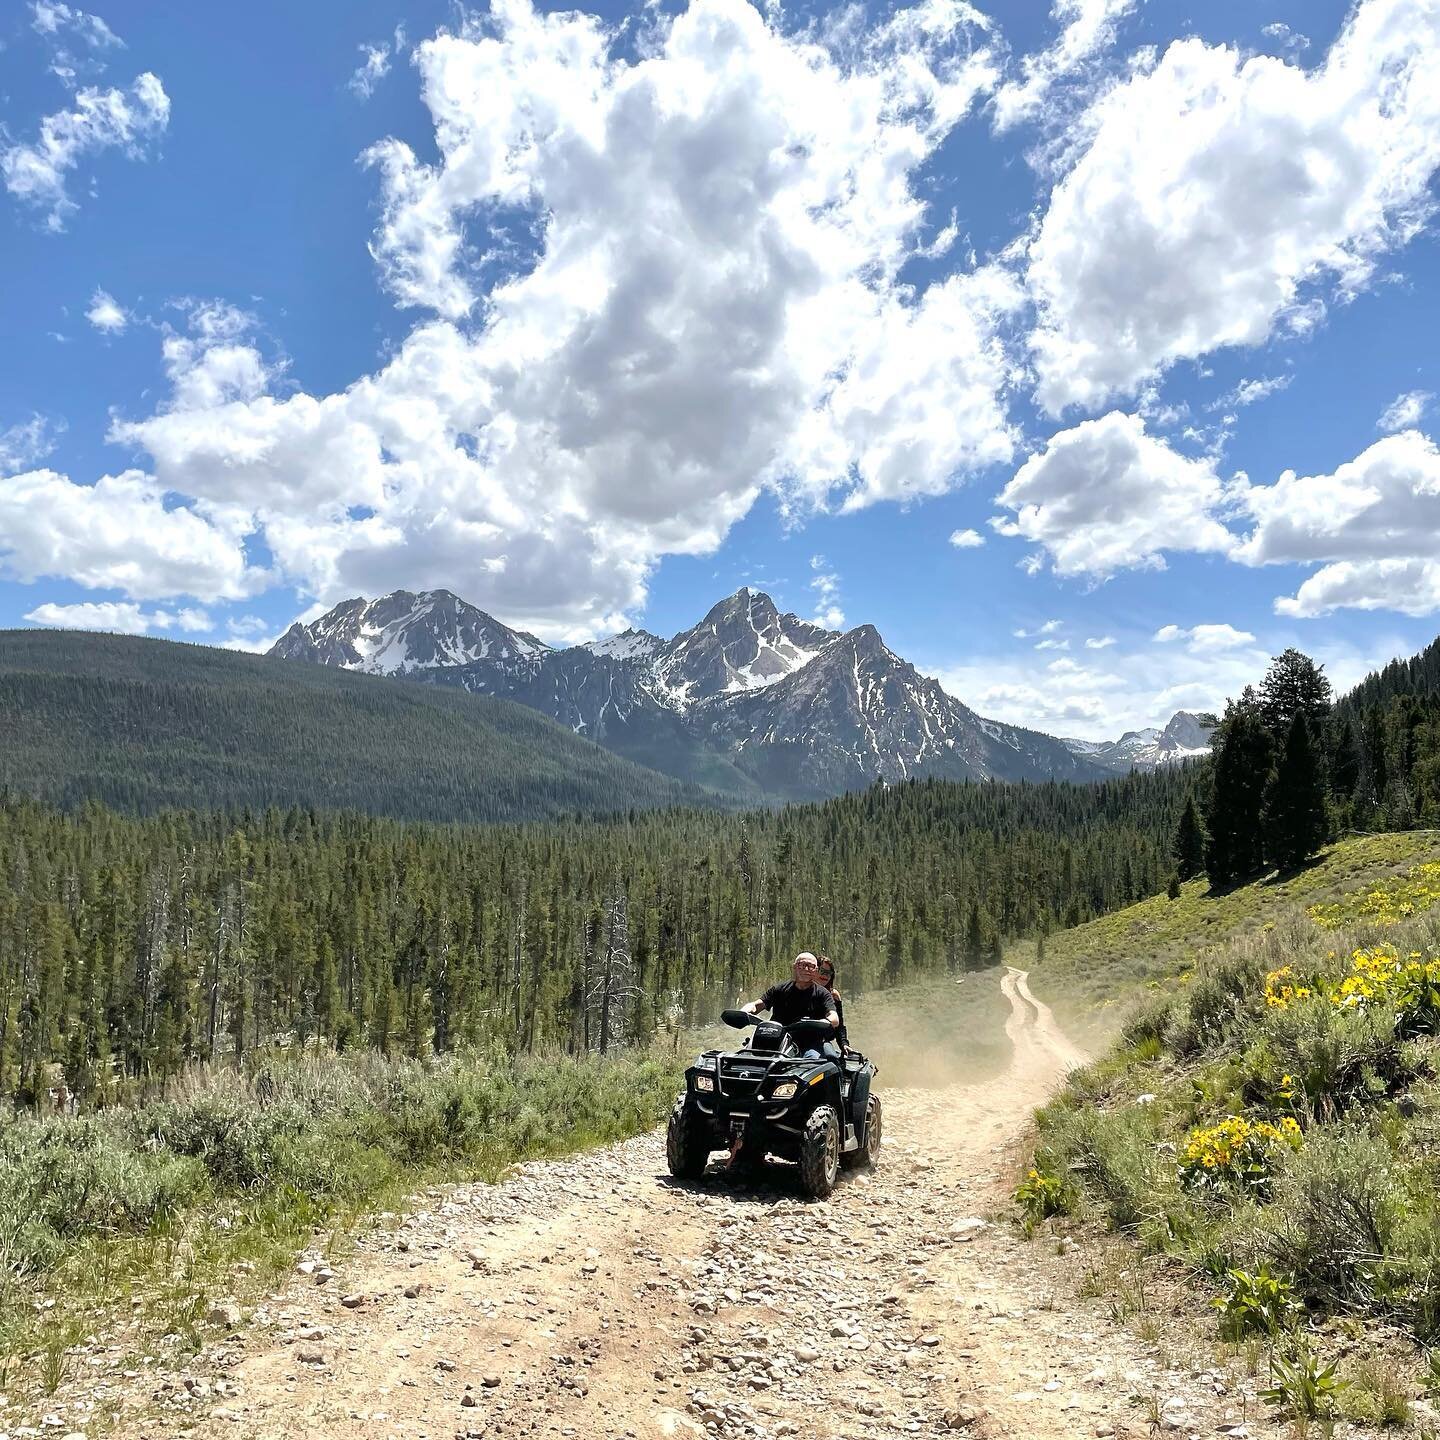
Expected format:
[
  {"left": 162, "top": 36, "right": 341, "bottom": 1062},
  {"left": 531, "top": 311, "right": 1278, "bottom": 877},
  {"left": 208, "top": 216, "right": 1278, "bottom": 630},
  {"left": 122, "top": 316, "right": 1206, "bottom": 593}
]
[
  {"left": 1180, "top": 1114, "right": 1302, "bottom": 1196},
  {"left": 1310, "top": 861, "right": 1440, "bottom": 930}
]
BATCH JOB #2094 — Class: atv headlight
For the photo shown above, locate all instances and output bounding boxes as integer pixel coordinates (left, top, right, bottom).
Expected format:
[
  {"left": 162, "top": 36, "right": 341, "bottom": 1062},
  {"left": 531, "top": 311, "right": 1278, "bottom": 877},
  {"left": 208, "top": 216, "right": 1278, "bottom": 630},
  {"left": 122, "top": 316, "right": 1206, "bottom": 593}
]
[
  {"left": 695, "top": 1074, "right": 715, "bottom": 1092},
  {"left": 770, "top": 1080, "right": 799, "bottom": 1100}
]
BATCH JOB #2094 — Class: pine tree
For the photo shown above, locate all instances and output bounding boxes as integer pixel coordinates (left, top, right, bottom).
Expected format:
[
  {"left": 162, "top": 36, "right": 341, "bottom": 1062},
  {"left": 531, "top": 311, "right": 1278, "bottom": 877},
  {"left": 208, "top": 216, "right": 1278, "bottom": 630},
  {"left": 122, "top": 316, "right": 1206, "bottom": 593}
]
[
  {"left": 1330, "top": 716, "right": 1361, "bottom": 799},
  {"left": 1171, "top": 796, "right": 1206, "bottom": 881},
  {"left": 1259, "top": 649, "right": 1332, "bottom": 740},
  {"left": 1262, "top": 714, "right": 1328, "bottom": 872},
  {"left": 1205, "top": 701, "right": 1274, "bottom": 885}
]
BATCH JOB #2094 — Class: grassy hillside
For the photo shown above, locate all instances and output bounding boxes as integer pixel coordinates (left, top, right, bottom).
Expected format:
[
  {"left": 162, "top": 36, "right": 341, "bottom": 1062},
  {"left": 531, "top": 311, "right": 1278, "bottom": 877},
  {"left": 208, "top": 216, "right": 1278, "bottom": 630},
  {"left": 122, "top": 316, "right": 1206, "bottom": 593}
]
[
  {"left": 1022, "top": 832, "right": 1440, "bottom": 1044},
  {"left": 0, "top": 629, "right": 713, "bottom": 822},
  {"left": 1024, "top": 837, "right": 1440, "bottom": 1426}
]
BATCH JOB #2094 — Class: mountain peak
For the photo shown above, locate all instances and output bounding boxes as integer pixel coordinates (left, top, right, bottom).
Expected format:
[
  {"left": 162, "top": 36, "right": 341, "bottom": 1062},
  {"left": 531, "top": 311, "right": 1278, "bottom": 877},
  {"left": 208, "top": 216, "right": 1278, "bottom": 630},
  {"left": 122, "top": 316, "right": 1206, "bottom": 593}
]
[{"left": 269, "top": 589, "right": 548, "bottom": 674}]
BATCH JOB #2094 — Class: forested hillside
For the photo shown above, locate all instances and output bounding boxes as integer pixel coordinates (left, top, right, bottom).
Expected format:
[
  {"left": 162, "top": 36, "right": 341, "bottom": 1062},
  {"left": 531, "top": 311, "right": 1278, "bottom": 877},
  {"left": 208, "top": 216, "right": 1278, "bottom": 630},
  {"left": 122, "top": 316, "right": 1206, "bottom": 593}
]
[
  {"left": 1330, "top": 629, "right": 1440, "bottom": 826},
  {"left": 0, "top": 769, "right": 1187, "bottom": 1104},
  {"left": 0, "top": 630, "right": 707, "bottom": 822}
]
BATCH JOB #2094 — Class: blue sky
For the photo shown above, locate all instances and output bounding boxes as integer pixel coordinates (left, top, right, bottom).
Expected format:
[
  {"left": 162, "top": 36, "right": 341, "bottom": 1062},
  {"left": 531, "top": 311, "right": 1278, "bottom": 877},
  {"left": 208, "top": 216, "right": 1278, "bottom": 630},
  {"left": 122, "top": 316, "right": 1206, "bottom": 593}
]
[{"left": 1, "top": 0, "right": 1438, "bottom": 737}]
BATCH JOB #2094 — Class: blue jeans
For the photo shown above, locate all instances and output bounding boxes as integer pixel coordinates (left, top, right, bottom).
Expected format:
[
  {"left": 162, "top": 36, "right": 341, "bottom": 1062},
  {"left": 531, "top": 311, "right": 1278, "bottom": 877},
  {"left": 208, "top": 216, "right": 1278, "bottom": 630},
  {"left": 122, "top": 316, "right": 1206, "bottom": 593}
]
[{"left": 801, "top": 1048, "right": 823, "bottom": 1059}]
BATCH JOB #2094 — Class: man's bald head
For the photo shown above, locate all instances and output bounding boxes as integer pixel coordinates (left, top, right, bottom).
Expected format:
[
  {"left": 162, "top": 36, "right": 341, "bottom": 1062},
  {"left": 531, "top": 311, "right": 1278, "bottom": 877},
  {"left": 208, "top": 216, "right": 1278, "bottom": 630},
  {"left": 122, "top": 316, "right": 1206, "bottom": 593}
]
[{"left": 792, "top": 952, "right": 819, "bottom": 986}]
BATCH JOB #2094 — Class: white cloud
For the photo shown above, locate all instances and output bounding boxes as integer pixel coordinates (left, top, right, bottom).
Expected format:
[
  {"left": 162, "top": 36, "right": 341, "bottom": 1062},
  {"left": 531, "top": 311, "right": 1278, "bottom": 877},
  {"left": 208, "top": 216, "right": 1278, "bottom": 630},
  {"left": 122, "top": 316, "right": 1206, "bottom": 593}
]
[
  {"left": 1378, "top": 389, "right": 1431, "bottom": 432},
  {"left": 1084, "top": 634, "right": 1115, "bottom": 649},
  {"left": 1154, "top": 621, "right": 1256, "bottom": 651},
  {"left": 350, "top": 27, "right": 405, "bottom": 100},
  {"left": 1, "top": 71, "right": 169, "bottom": 229},
  {"left": 931, "top": 631, "right": 1376, "bottom": 741},
  {"left": 0, "top": 469, "right": 257, "bottom": 601},
  {"left": 85, "top": 287, "right": 128, "bottom": 333},
  {"left": 0, "top": 414, "right": 62, "bottom": 473},
  {"left": 1222, "top": 375, "right": 1291, "bottom": 409},
  {"left": 1034, "top": 637, "right": 1069, "bottom": 651},
  {"left": 1028, "top": 0, "right": 1440, "bottom": 412},
  {"left": 24, "top": 600, "right": 212, "bottom": 636},
  {"left": 992, "top": 411, "right": 1235, "bottom": 577},
  {"left": 31, "top": 2, "right": 121, "bottom": 47},
  {"left": 809, "top": 555, "right": 845, "bottom": 630},
  {"left": 1013, "top": 618, "right": 1062, "bottom": 637},
  {"left": 98, "top": 0, "right": 1018, "bottom": 637},
  {"left": 993, "top": 0, "right": 1136, "bottom": 132},
  {"left": 1228, "top": 429, "right": 1440, "bottom": 617},
  {"left": 949, "top": 527, "right": 985, "bottom": 547},
  {"left": 350, "top": 46, "right": 390, "bottom": 99}
]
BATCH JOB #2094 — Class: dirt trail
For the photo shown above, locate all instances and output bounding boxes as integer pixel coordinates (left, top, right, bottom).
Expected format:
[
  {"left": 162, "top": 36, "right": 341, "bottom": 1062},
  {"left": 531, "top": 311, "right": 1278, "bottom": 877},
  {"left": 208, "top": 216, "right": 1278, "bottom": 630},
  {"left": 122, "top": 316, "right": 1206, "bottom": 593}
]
[{"left": 107, "top": 973, "right": 1264, "bottom": 1440}]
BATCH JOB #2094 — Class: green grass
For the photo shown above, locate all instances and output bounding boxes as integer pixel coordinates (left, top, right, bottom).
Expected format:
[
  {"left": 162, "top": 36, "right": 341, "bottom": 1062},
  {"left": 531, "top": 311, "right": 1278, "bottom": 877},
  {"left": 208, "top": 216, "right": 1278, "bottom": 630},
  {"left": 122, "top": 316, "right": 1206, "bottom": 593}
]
[
  {"left": 0, "top": 1046, "right": 682, "bottom": 1410},
  {"left": 1025, "top": 837, "right": 1440, "bottom": 1410},
  {"left": 1022, "top": 833, "right": 1440, "bottom": 1044}
]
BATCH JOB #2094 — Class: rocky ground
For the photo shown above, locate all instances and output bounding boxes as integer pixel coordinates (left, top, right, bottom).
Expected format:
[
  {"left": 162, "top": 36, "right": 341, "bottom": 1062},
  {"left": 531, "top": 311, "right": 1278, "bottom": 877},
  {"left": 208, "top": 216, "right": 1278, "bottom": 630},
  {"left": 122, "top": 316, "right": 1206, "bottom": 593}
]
[{"left": 11, "top": 973, "right": 1336, "bottom": 1440}]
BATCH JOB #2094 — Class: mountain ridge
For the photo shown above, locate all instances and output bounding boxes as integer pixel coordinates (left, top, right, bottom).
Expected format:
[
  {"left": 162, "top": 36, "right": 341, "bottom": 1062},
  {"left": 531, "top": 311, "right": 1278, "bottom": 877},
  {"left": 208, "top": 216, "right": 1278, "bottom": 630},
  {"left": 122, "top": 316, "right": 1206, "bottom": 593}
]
[{"left": 272, "top": 587, "right": 1110, "bottom": 799}]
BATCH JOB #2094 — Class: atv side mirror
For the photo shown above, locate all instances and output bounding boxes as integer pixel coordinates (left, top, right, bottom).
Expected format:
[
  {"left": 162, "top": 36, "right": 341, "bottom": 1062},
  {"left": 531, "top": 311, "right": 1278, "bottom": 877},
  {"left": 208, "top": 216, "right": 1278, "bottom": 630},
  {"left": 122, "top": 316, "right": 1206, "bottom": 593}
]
[{"left": 721, "top": 1008, "right": 756, "bottom": 1029}]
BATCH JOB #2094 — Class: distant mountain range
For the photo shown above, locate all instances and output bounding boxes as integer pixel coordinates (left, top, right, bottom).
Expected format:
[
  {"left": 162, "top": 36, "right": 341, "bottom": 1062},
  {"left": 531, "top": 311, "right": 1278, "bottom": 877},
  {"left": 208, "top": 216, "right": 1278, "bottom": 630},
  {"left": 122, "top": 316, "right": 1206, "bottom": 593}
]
[
  {"left": 1062, "top": 710, "right": 1215, "bottom": 773},
  {"left": 271, "top": 588, "right": 1211, "bottom": 801}
]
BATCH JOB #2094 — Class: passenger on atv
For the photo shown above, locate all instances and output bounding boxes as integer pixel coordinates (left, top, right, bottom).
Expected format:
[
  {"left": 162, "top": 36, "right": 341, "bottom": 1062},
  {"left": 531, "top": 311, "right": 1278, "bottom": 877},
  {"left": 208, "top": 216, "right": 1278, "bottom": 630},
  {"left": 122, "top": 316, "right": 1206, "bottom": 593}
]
[{"left": 743, "top": 952, "right": 839, "bottom": 1058}]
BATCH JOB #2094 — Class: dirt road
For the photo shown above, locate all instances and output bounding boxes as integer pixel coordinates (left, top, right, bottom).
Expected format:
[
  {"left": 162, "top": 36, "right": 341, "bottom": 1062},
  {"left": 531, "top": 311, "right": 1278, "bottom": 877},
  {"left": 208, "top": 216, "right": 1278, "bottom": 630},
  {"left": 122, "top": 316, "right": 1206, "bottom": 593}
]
[{"left": 109, "top": 971, "right": 1264, "bottom": 1440}]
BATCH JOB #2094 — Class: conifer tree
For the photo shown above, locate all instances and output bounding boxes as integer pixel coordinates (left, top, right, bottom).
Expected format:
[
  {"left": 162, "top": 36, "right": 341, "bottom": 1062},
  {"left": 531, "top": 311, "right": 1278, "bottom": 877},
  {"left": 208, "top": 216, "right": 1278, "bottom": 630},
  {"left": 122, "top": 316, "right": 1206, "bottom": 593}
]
[
  {"left": 1205, "top": 701, "right": 1274, "bottom": 885},
  {"left": 1259, "top": 648, "right": 1332, "bottom": 740},
  {"left": 1171, "top": 796, "right": 1206, "bottom": 881},
  {"left": 1262, "top": 714, "right": 1327, "bottom": 872}
]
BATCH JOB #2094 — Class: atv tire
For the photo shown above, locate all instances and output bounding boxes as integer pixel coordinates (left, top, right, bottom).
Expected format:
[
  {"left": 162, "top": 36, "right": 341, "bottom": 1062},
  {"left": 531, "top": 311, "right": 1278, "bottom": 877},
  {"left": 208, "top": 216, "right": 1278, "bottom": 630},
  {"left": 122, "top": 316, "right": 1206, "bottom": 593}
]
[
  {"left": 666, "top": 1097, "right": 709, "bottom": 1181},
  {"left": 842, "top": 1093, "right": 882, "bottom": 1170},
  {"left": 798, "top": 1104, "right": 840, "bottom": 1199}
]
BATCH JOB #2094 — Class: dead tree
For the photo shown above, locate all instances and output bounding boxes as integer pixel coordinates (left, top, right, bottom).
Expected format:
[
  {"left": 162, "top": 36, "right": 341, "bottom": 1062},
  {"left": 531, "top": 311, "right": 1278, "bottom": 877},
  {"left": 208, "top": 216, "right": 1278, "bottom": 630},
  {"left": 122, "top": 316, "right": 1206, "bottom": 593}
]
[{"left": 586, "top": 884, "right": 637, "bottom": 1055}]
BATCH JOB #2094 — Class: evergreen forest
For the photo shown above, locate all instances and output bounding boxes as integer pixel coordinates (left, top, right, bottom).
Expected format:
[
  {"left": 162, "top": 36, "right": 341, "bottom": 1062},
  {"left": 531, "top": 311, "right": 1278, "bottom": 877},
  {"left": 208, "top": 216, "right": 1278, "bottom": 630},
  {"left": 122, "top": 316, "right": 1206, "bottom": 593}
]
[{"left": 0, "top": 769, "right": 1187, "bottom": 1106}]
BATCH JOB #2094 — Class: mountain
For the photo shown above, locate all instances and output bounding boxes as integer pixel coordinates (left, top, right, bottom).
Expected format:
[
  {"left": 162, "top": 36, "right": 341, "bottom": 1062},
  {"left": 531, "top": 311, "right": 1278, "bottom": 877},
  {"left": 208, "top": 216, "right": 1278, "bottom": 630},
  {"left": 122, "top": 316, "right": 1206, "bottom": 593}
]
[
  {"left": 0, "top": 629, "right": 711, "bottom": 822},
  {"left": 271, "top": 589, "right": 547, "bottom": 672},
  {"left": 1063, "top": 710, "right": 1214, "bottom": 772},
  {"left": 271, "top": 587, "right": 1109, "bottom": 800}
]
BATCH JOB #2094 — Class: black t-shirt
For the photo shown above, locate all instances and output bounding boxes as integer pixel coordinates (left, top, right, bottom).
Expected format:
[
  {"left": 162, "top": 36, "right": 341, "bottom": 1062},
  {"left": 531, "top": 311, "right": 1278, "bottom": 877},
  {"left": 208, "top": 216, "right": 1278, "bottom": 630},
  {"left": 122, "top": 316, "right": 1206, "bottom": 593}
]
[{"left": 760, "top": 980, "right": 837, "bottom": 1028}]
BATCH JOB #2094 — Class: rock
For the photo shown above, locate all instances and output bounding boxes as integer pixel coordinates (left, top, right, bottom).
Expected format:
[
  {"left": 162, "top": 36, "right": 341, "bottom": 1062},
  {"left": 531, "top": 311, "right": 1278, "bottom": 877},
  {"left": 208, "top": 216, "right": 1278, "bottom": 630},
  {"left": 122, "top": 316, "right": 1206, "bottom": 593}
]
[
  {"left": 297, "top": 1349, "right": 326, "bottom": 1366},
  {"left": 942, "top": 1405, "right": 982, "bottom": 1429},
  {"left": 482, "top": 1374, "right": 502, "bottom": 1388},
  {"left": 794, "top": 1347, "right": 820, "bottom": 1363},
  {"left": 436, "top": 1358, "right": 457, "bottom": 1373},
  {"left": 207, "top": 1302, "right": 242, "bottom": 1329},
  {"left": 461, "top": 1392, "right": 478, "bottom": 1408},
  {"left": 296, "top": 1261, "right": 317, "bottom": 1276},
  {"left": 340, "top": 1293, "right": 365, "bottom": 1309}
]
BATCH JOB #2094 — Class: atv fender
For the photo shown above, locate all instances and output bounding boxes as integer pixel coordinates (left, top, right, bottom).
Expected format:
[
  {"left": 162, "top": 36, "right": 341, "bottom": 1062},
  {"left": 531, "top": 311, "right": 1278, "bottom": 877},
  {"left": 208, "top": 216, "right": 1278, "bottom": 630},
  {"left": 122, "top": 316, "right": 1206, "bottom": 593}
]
[{"left": 850, "top": 1067, "right": 873, "bottom": 1143}]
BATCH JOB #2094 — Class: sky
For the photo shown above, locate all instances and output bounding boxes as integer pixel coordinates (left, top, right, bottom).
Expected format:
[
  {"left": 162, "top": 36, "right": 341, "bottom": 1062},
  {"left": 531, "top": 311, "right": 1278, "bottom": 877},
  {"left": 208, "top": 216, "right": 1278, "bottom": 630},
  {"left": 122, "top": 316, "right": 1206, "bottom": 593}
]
[{"left": 1, "top": 0, "right": 1438, "bottom": 740}]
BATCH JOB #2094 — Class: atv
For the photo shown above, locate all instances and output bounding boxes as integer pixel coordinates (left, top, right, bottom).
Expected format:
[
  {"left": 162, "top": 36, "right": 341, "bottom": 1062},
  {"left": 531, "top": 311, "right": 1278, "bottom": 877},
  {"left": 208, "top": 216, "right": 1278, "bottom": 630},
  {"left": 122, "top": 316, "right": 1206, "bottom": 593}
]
[{"left": 666, "top": 1010, "right": 881, "bottom": 1199}]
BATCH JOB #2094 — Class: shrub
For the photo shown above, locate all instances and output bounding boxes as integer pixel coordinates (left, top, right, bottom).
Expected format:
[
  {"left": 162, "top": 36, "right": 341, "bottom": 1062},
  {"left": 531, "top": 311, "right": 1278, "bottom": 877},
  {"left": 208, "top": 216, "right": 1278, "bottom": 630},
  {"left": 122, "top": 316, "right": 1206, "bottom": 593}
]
[
  {"left": 1262, "top": 1342, "right": 1348, "bottom": 1420},
  {"left": 1015, "top": 1167, "right": 1070, "bottom": 1227},
  {"left": 1179, "top": 1115, "right": 1302, "bottom": 1198},
  {"left": 1213, "top": 1265, "right": 1298, "bottom": 1339}
]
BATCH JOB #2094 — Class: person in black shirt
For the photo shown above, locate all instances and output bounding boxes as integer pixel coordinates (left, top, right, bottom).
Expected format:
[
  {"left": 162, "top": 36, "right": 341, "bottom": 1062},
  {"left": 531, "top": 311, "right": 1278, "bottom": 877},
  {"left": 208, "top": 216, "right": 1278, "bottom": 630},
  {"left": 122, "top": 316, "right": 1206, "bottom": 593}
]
[
  {"left": 744, "top": 952, "right": 839, "bottom": 1056},
  {"left": 816, "top": 955, "right": 848, "bottom": 1050}
]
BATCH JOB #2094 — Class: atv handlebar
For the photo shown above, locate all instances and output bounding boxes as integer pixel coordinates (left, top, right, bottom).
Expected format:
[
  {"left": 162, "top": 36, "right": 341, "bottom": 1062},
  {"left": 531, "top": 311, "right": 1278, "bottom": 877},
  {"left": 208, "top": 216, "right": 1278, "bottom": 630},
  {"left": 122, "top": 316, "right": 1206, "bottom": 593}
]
[{"left": 719, "top": 1008, "right": 833, "bottom": 1039}]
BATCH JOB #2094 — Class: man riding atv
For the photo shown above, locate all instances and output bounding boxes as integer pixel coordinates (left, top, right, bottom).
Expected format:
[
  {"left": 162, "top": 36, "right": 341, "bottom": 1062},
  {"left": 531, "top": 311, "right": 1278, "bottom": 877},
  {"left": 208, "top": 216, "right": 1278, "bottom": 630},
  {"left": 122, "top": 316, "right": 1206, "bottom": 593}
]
[{"left": 743, "top": 952, "right": 840, "bottom": 1058}]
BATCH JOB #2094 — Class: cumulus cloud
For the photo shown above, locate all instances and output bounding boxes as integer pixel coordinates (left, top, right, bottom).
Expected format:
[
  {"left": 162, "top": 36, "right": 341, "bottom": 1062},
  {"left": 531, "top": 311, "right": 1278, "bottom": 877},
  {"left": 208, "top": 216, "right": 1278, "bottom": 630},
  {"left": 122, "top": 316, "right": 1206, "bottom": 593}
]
[
  {"left": 1, "top": 71, "right": 170, "bottom": 229},
  {"left": 95, "top": 0, "right": 1016, "bottom": 636},
  {"left": 1379, "top": 389, "right": 1431, "bottom": 432},
  {"left": 1013, "top": 618, "right": 1061, "bottom": 637},
  {"left": 1228, "top": 429, "right": 1440, "bottom": 617},
  {"left": 991, "top": 411, "right": 1235, "bottom": 577},
  {"left": 932, "top": 632, "right": 1374, "bottom": 740},
  {"left": 25, "top": 600, "right": 211, "bottom": 635},
  {"left": 1084, "top": 634, "right": 1115, "bottom": 649},
  {"left": 1027, "top": 0, "right": 1440, "bottom": 412},
  {"left": 992, "top": 0, "right": 1136, "bottom": 131},
  {"left": 949, "top": 527, "right": 985, "bottom": 547},
  {"left": 86, "top": 287, "right": 128, "bottom": 333},
  {"left": 1154, "top": 622, "right": 1256, "bottom": 650},
  {"left": 0, "top": 469, "right": 256, "bottom": 601}
]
